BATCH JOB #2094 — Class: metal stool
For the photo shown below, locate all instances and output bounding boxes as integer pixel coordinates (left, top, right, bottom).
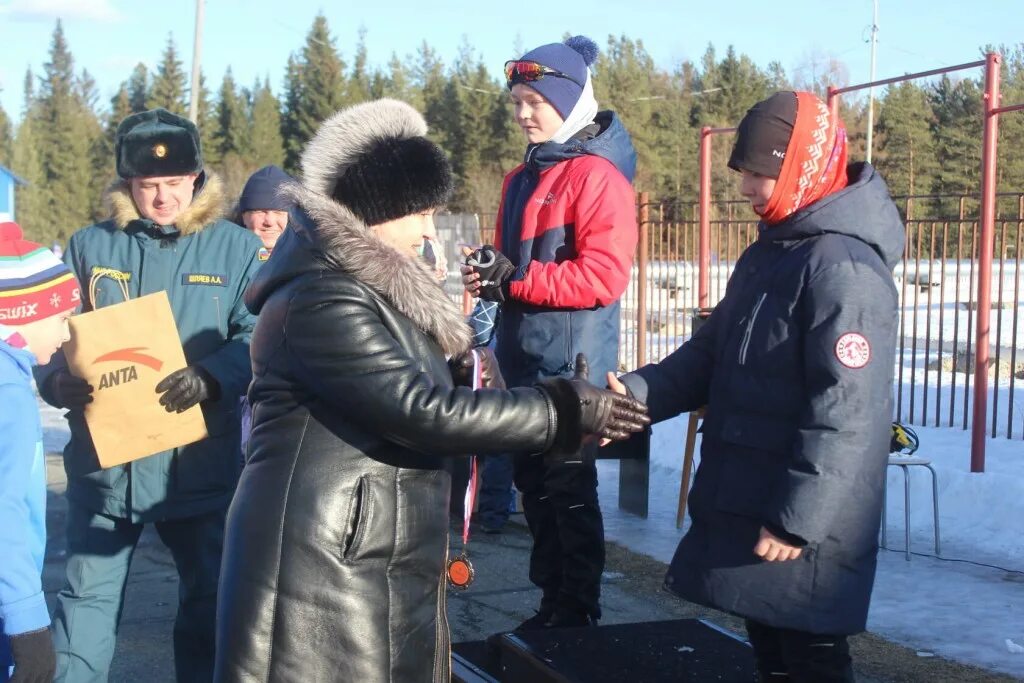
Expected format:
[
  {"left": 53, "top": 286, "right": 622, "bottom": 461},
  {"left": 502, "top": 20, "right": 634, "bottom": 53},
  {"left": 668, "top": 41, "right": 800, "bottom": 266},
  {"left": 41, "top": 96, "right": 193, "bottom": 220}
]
[{"left": 881, "top": 455, "right": 940, "bottom": 561}]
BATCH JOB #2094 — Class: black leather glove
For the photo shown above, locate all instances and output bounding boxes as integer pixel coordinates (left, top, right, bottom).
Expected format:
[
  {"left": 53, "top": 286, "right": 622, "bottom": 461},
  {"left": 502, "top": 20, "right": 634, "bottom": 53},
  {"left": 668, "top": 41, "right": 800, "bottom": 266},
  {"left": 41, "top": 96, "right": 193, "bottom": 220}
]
[
  {"left": 449, "top": 347, "right": 506, "bottom": 389},
  {"left": 465, "top": 245, "right": 516, "bottom": 303},
  {"left": 45, "top": 368, "right": 94, "bottom": 409},
  {"left": 9, "top": 627, "right": 56, "bottom": 683},
  {"left": 155, "top": 365, "right": 220, "bottom": 413},
  {"left": 538, "top": 353, "right": 650, "bottom": 451}
]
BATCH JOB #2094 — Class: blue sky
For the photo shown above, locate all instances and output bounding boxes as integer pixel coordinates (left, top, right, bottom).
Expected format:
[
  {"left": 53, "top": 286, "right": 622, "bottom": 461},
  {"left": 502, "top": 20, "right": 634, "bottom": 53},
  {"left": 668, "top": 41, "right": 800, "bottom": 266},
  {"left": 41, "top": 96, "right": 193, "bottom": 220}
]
[{"left": 0, "top": 0, "right": 1021, "bottom": 122}]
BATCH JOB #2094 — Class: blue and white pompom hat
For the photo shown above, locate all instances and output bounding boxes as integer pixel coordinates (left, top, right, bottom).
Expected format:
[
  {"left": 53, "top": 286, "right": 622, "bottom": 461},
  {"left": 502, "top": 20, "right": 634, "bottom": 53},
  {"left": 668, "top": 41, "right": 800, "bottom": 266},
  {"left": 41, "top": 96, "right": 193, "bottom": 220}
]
[{"left": 512, "top": 36, "right": 600, "bottom": 143}]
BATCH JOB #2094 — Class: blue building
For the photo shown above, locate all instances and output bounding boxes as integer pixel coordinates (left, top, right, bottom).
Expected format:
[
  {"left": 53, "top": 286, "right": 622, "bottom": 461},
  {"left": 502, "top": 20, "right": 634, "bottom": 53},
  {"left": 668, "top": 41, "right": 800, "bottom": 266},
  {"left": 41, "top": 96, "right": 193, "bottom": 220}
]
[{"left": 0, "top": 164, "right": 28, "bottom": 222}]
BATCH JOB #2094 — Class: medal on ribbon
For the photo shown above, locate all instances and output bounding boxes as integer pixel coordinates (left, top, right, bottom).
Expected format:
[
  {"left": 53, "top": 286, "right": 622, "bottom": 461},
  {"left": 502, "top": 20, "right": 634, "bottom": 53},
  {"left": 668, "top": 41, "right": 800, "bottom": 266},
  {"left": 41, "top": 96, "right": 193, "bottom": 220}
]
[{"left": 447, "top": 349, "right": 482, "bottom": 590}]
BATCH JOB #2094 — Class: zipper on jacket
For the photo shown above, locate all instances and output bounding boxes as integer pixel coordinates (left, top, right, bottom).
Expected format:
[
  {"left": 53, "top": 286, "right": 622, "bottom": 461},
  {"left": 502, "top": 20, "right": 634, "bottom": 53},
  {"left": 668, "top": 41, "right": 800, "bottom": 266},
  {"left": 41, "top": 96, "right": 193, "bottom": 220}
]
[{"left": 738, "top": 292, "right": 767, "bottom": 366}]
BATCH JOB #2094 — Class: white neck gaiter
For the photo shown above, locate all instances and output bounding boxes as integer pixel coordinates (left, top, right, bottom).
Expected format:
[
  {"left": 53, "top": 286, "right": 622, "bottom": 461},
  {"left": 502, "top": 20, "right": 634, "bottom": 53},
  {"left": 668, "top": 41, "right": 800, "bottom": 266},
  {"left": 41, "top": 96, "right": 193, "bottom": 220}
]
[{"left": 550, "top": 71, "right": 599, "bottom": 145}]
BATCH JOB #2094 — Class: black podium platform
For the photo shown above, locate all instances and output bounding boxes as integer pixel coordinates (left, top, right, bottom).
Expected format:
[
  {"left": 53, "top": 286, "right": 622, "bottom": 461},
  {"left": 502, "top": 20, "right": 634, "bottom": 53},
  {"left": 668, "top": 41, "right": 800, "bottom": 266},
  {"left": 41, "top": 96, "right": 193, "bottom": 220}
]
[{"left": 452, "top": 618, "right": 754, "bottom": 683}]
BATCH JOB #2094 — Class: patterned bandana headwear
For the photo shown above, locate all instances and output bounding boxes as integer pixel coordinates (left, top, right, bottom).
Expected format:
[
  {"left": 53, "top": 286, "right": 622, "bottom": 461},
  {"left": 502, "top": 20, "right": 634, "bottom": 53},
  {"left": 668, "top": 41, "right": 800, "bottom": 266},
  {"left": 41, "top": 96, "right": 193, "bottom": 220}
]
[{"left": 760, "top": 91, "right": 848, "bottom": 225}]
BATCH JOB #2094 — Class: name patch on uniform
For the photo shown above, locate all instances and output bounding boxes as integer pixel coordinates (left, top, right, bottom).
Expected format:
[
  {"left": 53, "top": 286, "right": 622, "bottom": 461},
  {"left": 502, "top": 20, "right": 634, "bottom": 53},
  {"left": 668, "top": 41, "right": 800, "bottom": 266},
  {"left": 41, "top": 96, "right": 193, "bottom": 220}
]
[
  {"left": 91, "top": 266, "right": 132, "bottom": 282},
  {"left": 181, "top": 273, "right": 229, "bottom": 287},
  {"left": 835, "top": 332, "right": 871, "bottom": 369}
]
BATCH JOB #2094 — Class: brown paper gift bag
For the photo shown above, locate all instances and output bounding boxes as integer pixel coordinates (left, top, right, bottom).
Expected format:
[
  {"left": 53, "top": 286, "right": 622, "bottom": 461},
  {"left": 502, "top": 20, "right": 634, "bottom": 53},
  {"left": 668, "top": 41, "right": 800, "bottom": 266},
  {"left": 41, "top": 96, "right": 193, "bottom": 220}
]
[{"left": 64, "top": 272, "right": 208, "bottom": 468}]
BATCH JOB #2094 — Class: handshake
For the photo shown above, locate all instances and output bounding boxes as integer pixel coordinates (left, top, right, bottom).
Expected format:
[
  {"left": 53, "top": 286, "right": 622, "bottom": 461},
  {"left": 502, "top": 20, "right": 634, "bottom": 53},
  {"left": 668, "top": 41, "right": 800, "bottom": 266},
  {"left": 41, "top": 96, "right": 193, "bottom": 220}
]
[{"left": 451, "top": 349, "right": 650, "bottom": 450}]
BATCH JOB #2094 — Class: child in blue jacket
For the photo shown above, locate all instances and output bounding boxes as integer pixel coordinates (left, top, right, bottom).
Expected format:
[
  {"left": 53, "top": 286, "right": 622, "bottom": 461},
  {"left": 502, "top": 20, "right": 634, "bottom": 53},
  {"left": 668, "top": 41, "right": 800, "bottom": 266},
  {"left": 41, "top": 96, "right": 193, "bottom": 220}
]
[{"left": 0, "top": 221, "right": 81, "bottom": 682}]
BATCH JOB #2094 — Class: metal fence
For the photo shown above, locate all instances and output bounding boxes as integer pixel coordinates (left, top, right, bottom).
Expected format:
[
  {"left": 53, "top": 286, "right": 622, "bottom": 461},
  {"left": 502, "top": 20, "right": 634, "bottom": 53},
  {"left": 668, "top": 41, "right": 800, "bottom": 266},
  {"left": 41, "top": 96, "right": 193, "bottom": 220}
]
[
  {"left": 444, "top": 193, "right": 1024, "bottom": 440},
  {"left": 629, "top": 193, "right": 1024, "bottom": 440}
]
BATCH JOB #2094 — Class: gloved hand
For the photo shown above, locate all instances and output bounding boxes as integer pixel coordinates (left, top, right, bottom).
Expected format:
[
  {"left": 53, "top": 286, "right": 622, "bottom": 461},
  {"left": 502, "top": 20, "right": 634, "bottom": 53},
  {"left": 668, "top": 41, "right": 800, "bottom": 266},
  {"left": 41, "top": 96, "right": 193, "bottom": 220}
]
[
  {"left": 538, "top": 353, "right": 650, "bottom": 451},
  {"left": 462, "top": 245, "right": 516, "bottom": 303},
  {"left": 45, "top": 368, "right": 94, "bottom": 409},
  {"left": 9, "top": 627, "right": 56, "bottom": 683},
  {"left": 155, "top": 365, "right": 220, "bottom": 413},
  {"left": 449, "top": 347, "right": 506, "bottom": 389}
]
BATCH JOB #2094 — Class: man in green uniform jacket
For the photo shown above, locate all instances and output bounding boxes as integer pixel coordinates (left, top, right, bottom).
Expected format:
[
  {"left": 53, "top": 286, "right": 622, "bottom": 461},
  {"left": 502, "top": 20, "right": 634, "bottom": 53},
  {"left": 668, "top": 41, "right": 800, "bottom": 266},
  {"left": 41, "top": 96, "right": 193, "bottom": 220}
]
[{"left": 35, "top": 108, "right": 263, "bottom": 683}]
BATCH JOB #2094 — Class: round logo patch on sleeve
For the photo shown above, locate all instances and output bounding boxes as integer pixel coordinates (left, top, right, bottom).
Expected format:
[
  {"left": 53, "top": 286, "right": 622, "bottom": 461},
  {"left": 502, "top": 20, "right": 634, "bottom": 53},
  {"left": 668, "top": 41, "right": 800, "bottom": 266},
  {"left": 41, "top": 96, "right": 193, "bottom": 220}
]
[{"left": 835, "top": 332, "right": 871, "bottom": 369}]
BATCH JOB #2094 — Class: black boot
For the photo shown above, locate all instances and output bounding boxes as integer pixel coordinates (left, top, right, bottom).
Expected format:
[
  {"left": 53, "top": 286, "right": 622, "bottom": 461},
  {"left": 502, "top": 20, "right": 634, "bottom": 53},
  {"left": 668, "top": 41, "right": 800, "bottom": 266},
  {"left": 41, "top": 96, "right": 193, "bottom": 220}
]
[
  {"left": 547, "top": 606, "right": 598, "bottom": 628},
  {"left": 515, "top": 608, "right": 554, "bottom": 631}
]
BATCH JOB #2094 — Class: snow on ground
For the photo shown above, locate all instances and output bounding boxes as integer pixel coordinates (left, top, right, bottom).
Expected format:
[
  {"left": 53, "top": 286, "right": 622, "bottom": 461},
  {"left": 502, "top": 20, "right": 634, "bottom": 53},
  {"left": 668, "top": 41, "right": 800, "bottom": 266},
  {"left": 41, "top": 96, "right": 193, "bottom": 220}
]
[{"left": 597, "top": 412, "right": 1024, "bottom": 677}]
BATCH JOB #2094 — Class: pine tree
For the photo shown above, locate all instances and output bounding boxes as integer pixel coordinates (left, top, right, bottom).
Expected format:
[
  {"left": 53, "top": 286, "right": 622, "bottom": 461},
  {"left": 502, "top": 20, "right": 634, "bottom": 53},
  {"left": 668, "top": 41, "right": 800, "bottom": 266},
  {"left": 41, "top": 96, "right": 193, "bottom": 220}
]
[
  {"left": 11, "top": 116, "right": 45, "bottom": 235},
  {"left": 280, "top": 15, "right": 348, "bottom": 173},
  {"left": 211, "top": 69, "right": 253, "bottom": 196},
  {"left": 215, "top": 68, "right": 249, "bottom": 158},
  {"left": 102, "top": 83, "right": 133, "bottom": 162},
  {"left": 433, "top": 40, "right": 508, "bottom": 212},
  {"left": 348, "top": 27, "right": 372, "bottom": 104},
  {"left": 147, "top": 35, "right": 188, "bottom": 114},
  {"left": 127, "top": 63, "right": 149, "bottom": 113},
  {"left": 995, "top": 45, "right": 1024, "bottom": 204},
  {"left": 280, "top": 54, "right": 304, "bottom": 174},
  {"left": 0, "top": 92, "right": 12, "bottom": 166},
  {"left": 377, "top": 53, "right": 417, "bottom": 104},
  {"left": 249, "top": 78, "right": 285, "bottom": 168},
  {"left": 415, "top": 41, "right": 448, "bottom": 138},
  {"left": 929, "top": 75, "right": 983, "bottom": 216},
  {"left": 194, "top": 71, "right": 219, "bottom": 167},
  {"left": 23, "top": 21, "right": 102, "bottom": 242},
  {"left": 875, "top": 81, "right": 937, "bottom": 203}
]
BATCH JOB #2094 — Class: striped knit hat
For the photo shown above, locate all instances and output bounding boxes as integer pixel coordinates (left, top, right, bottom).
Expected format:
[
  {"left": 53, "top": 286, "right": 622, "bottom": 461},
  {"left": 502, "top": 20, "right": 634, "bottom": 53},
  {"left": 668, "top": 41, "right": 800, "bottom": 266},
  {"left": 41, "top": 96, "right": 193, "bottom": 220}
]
[{"left": 0, "top": 222, "right": 80, "bottom": 325}]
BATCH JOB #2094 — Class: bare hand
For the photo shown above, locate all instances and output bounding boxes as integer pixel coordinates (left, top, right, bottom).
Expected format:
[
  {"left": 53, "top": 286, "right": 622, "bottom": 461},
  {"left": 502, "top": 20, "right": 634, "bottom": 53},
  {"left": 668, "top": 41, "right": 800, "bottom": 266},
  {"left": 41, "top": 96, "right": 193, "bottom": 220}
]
[
  {"left": 601, "top": 372, "right": 628, "bottom": 446},
  {"left": 461, "top": 246, "right": 481, "bottom": 296},
  {"left": 754, "top": 526, "right": 803, "bottom": 562}
]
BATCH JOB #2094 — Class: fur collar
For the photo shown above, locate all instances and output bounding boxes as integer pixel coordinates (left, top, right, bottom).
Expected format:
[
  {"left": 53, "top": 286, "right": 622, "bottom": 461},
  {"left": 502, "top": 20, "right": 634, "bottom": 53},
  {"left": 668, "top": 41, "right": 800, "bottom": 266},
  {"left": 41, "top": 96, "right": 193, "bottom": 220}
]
[
  {"left": 284, "top": 183, "right": 472, "bottom": 357},
  {"left": 106, "top": 173, "right": 227, "bottom": 235}
]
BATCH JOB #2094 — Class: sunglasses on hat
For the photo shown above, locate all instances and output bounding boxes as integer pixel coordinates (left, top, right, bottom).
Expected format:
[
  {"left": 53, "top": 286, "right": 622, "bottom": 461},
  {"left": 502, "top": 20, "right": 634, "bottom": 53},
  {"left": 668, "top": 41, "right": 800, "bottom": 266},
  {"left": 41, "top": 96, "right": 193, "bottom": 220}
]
[{"left": 504, "top": 60, "right": 583, "bottom": 89}]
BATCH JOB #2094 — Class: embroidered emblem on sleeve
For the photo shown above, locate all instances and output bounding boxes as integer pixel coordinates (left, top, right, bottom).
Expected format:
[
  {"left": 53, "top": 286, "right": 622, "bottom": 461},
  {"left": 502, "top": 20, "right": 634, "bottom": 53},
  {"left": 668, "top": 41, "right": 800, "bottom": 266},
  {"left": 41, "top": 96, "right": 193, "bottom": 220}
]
[{"left": 835, "top": 332, "right": 871, "bottom": 369}]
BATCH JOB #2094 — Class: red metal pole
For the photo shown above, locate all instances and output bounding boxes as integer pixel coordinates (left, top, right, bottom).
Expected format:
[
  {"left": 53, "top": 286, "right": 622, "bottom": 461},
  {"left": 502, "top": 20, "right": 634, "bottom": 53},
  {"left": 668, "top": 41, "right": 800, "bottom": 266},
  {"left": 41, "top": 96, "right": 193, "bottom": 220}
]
[
  {"left": 827, "top": 85, "right": 839, "bottom": 123},
  {"left": 971, "top": 52, "right": 1001, "bottom": 473},
  {"left": 636, "top": 192, "right": 649, "bottom": 368},
  {"left": 698, "top": 127, "right": 712, "bottom": 308}
]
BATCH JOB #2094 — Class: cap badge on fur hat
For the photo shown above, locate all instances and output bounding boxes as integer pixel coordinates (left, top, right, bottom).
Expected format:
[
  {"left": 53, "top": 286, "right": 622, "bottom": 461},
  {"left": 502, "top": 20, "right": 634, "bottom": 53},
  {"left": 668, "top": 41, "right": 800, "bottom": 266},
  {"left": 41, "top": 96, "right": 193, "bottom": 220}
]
[{"left": 115, "top": 108, "right": 202, "bottom": 179}]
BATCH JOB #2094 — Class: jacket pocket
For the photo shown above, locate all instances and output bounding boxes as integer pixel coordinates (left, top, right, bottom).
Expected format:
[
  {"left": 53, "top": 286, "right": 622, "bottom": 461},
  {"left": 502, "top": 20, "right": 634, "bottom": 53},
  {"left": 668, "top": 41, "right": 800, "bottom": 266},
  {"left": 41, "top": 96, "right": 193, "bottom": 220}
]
[
  {"left": 713, "top": 413, "right": 793, "bottom": 518},
  {"left": 738, "top": 292, "right": 767, "bottom": 365},
  {"left": 342, "top": 476, "right": 371, "bottom": 561}
]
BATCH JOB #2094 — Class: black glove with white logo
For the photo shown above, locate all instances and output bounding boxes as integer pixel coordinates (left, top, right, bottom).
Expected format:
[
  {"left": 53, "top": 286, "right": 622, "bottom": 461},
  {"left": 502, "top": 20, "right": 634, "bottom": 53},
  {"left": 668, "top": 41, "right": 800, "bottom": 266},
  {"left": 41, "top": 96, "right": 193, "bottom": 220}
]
[
  {"left": 156, "top": 365, "right": 220, "bottom": 413},
  {"left": 465, "top": 245, "right": 516, "bottom": 303},
  {"left": 44, "top": 368, "right": 94, "bottom": 410},
  {"left": 538, "top": 353, "right": 650, "bottom": 452},
  {"left": 9, "top": 627, "right": 56, "bottom": 683}
]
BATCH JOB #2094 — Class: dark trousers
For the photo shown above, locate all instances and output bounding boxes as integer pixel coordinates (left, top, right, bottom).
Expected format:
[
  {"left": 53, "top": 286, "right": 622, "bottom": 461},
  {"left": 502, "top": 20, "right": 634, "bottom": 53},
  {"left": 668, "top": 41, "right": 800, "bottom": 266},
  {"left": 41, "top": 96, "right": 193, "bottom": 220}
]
[
  {"left": 514, "top": 444, "right": 604, "bottom": 618},
  {"left": 478, "top": 454, "right": 514, "bottom": 528},
  {"left": 745, "top": 620, "right": 855, "bottom": 683},
  {"left": 52, "top": 500, "right": 225, "bottom": 683}
]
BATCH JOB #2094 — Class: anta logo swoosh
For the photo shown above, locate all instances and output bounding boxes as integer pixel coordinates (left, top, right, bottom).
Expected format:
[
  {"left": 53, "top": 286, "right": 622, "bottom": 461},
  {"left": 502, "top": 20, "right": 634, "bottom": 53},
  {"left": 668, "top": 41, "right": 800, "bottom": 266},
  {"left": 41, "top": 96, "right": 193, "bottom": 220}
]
[{"left": 93, "top": 347, "right": 164, "bottom": 371}]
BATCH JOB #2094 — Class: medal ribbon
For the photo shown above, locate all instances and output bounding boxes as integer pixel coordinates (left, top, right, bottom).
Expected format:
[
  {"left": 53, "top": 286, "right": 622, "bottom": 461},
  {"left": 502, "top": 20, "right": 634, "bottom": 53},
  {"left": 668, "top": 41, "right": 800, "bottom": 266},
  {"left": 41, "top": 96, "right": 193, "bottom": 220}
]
[{"left": 461, "top": 349, "right": 482, "bottom": 548}]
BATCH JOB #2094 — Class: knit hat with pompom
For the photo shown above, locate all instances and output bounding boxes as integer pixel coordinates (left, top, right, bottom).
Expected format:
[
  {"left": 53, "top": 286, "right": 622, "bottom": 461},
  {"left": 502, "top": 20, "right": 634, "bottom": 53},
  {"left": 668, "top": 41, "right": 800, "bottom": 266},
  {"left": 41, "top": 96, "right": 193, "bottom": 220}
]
[{"left": 514, "top": 35, "right": 599, "bottom": 119}]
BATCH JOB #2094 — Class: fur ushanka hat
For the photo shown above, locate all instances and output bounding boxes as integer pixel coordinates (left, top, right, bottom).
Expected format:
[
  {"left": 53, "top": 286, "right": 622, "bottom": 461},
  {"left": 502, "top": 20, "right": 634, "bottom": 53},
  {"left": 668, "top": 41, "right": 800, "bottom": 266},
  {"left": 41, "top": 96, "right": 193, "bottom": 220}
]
[{"left": 300, "top": 99, "right": 453, "bottom": 226}]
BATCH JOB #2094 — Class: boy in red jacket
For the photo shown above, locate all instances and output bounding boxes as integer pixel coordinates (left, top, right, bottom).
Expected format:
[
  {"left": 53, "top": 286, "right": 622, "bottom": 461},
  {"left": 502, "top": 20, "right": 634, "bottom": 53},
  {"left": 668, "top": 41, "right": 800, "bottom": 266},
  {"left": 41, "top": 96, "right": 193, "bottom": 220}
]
[{"left": 463, "top": 35, "right": 638, "bottom": 628}]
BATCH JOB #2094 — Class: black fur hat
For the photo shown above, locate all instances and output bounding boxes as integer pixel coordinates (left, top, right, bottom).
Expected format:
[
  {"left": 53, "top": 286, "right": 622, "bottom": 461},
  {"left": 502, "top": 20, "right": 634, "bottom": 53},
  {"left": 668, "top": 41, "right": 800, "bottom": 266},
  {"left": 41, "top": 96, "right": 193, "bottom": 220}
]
[
  {"left": 115, "top": 108, "right": 202, "bottom": 179},
  {"left": 300, "top": 99, "right": 453, "bottom": 226}
]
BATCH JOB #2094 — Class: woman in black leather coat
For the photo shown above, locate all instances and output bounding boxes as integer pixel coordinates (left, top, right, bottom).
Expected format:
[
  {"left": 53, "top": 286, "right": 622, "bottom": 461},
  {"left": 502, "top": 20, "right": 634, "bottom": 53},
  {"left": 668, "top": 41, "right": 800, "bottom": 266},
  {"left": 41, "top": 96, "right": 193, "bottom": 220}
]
[{"left": 213, "top": 99, "right": 648, "bottom": 683}]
